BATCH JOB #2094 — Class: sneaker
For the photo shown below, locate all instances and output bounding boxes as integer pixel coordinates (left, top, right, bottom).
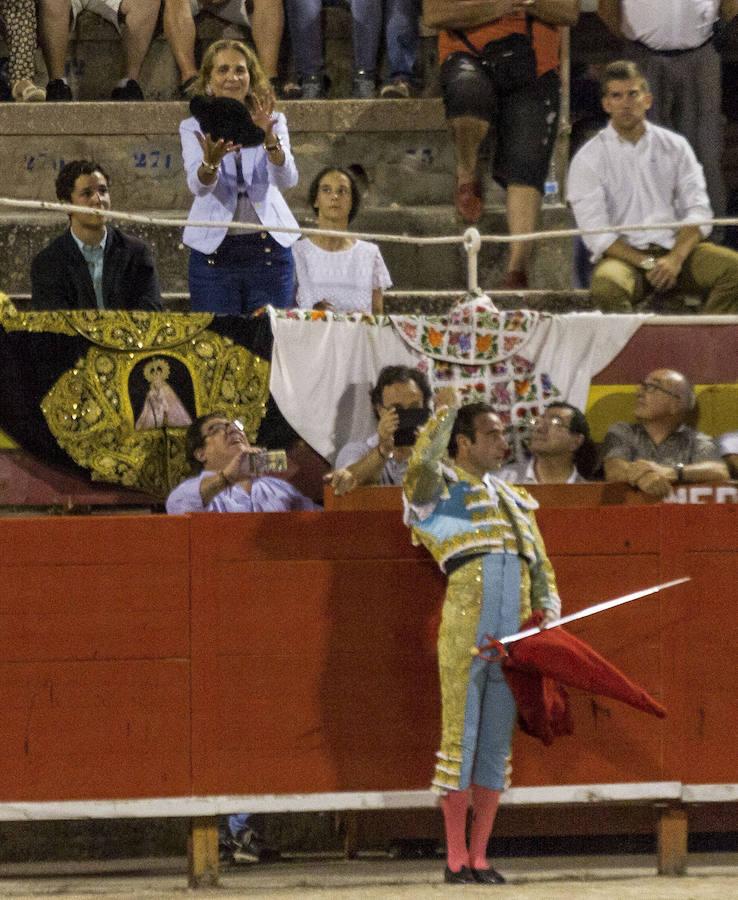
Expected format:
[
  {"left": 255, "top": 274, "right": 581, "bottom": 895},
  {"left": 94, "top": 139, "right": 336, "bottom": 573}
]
[
  {"left": 352, "top": 71, "right": 375, "bottom": 99},
  {"left": 301, "top": 73, "right": 327, "bottom": 100},
  {"left": 454, "top": 180, "right": 483, "bottom": 224},
  {"left": 282, "top": 80, "right": 303, "bottom": 100},
  {"left": 380, "top": 78, "right": 412, "bottom": 99},
  {"left": 111, "top": 79, "right": 144, "bottom": 101},
  {"left": 46, "top": 78, "right": 72, "bottom": 101},
  {"left": 12, "top": 78, "right": 45, "bottom": 102},
  {"left": 222, "top": 828, "right": 280, "bottom": 865}
]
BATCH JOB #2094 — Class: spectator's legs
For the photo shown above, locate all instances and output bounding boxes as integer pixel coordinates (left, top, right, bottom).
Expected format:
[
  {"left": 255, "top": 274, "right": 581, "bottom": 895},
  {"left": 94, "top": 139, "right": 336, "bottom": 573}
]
[
  {"left": 440, "top": 54, "right": 496, "bottom": 223},
  {"left": 38, "top": 0, "right": 71, "bottom": 82},
  {"left": 163, "top": 0, "right": 198, "bottom": 89},
  {"left": 119, "top": 0, "right": 158, "bottom": 82},
  {"left": 350, "top": 0, "right": 381, "bottom": 95},
  {"left": 677, "top": 242, "right": 738, "bottom": 314},
  {"left": 383, "top": 0, "right": 418, "bottom": 83},
  {"left": 251, "top": 0, "right": 284, "bottom": 82},
  {"left": 450, "top": 115, "right": 489, "bottom": 223},
  {"left": 682, "top": 46, "right": 725, "bottom": 218},
  {"left": 589, "top": 258, "right": 645, "bottom": 312},
  {"left": 493, "top": 71, "right": 559, "bottom": 285},
  {"left": 284, "top": 0, "right": 323, "bottom": 80},
  {"left": 505, "top": 185, "right": 541, "bottom": 278},
  {"left": 451, "top": 115, "right": 489, "bottom": 183},
  {"left": 3, "top": 0, "right": 45, "bottom": 101},
  {"left": 3, "top": 0, "right": 38, "bottom": 81},
  {"left": 227, "top": 813, "right": 251, "bottom": 836},
  {"left": 626, "top": 41, "right": 725, "bottom": 219}
]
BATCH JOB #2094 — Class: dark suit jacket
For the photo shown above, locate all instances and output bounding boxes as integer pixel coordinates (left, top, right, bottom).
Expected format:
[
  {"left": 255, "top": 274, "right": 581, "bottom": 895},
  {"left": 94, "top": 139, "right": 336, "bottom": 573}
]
[{"left": 30, "top": 226, "right": 163, "bottom": 311}]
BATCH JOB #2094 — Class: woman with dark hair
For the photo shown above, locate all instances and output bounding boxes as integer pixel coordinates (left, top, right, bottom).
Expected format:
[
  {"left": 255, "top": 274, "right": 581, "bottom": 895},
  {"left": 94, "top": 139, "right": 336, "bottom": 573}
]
[
  {"left": 179, "top": 38, "right": 299, "bottom": 314},
  {"left": 293, "top": 167, "right": 391, "bottom": 314}
]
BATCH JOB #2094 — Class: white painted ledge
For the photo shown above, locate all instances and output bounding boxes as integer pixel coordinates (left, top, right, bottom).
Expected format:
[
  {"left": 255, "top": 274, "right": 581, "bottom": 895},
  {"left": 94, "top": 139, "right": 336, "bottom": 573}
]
[{"left": 0, "top": 782, "right": 704, "bottom": 822}]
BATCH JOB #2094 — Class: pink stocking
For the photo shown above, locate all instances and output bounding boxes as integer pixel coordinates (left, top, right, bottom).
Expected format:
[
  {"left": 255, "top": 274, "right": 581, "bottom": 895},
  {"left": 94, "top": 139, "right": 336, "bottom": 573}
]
[
  {"left": 468, "top": 784, "right": 501, "bottom": 870},
  {"left": 441, "top": 788, "right": 470, "bottom": 872}
]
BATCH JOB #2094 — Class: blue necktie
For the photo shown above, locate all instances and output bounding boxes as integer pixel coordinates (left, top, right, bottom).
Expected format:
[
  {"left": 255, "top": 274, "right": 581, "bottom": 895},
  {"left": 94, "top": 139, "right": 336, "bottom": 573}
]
[{"left": 80, "top": 243, "right": 105, "bottom": 309}]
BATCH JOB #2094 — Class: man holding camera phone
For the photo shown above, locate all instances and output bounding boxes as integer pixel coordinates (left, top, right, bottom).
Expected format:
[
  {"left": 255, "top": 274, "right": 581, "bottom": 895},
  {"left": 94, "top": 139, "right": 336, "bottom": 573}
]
[
  {"left": 166, "top": 412, "right": 318, "bottom": 513},
  {"left": 327, "top": 365, "right": 434, "bottom": 496},
  {"left": 422, "top": 0, "right": 579, "bottom": 289}
]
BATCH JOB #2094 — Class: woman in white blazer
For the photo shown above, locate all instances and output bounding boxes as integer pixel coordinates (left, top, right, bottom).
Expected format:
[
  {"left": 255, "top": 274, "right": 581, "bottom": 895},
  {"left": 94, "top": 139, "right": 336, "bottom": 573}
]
[{"left": 180, "top": 39, "right": 299, "bottom": 314}]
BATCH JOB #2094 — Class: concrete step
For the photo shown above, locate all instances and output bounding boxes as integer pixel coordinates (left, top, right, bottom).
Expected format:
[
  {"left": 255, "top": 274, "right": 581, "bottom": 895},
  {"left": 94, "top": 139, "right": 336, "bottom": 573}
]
[
  {"left": 0, "top": 6, "right": 440, "bottom": 102},
  {"left": 0, "top": 99, "right": 453, "bottom": 212},
  {"left": 0, "top": 204, "right": 575, "bottom": 296}
]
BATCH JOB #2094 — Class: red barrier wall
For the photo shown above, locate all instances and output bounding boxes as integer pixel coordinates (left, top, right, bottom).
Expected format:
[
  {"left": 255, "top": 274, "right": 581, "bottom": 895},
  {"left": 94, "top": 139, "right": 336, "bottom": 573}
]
[{"left": 1, "top": 505, "right": 736, "bottom": 803}]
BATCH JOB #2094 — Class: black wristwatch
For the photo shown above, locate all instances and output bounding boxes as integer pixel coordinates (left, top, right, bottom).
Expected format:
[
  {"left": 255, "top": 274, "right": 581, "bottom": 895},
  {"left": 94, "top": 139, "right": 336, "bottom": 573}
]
[{"left": 675, "top": 463, "right": 685, "bottom": 483}]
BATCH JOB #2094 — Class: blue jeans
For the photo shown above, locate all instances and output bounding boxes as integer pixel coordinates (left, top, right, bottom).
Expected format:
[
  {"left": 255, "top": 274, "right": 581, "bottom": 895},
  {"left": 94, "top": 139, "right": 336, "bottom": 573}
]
[
  {"left": 188, "top": 232, "right": 295, "bottom": 315},
  {"left": 285, "top": 0, "right": 418, "bottom": 80},
  {"left": 227, "top": 813, "right": 251, "bottom": 837}
]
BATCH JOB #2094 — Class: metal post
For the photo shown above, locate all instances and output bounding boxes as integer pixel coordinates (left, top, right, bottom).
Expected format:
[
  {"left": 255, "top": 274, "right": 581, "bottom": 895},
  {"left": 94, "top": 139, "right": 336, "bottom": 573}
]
[
  {"left": 557, "top": 27, "right": 572, "bottom": 202},
  {"left": 463, "top": 227, "right": 482, "bottom": 294}
]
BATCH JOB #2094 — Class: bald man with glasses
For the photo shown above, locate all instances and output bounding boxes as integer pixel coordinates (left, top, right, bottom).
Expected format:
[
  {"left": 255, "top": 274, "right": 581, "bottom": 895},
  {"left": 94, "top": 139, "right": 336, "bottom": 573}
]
[{"left": 602, "top": 368, "right": 729, "bottom": 498}]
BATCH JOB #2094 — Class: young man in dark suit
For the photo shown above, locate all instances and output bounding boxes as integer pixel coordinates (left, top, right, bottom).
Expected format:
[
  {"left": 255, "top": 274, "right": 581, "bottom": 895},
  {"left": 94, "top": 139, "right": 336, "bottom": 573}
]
[{"left": 30, "top": 159, "right": 162, "bottom": 311}]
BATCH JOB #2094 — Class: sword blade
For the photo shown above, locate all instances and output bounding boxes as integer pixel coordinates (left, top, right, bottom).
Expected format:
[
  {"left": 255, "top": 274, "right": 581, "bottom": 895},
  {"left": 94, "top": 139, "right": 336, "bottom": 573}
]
[{"left": 497, "top": 577, "right": 691, "bottom": 647}]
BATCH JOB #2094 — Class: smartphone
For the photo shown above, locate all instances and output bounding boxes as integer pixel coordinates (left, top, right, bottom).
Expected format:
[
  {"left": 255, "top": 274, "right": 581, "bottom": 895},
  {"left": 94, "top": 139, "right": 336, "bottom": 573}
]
[
  {"left": 394, "top": 408, "right": 430, "bottom": 446},
  {"left": 240, "top": 449, "right": 288, "bottom": 476}
]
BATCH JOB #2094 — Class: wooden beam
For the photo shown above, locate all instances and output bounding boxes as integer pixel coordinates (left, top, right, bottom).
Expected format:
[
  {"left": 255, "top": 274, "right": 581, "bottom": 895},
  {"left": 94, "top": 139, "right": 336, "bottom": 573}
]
[
  {"left": 657, "top": 806, "right": 688, "bottom": 876},
  {"left": 188, "top": 816, "right": 219, "bottom": 888}
]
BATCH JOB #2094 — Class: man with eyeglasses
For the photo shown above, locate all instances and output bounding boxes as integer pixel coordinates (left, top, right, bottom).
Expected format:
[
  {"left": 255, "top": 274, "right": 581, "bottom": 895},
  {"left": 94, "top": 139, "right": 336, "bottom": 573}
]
[
  {"left": 500, "top": 402, "right": 596, "bottom": 484},
  {"left": 326, "top": 365, "right": 433, "bottom": 496},
  {"left": 166, "top": 412, "right": 318, "bottom": 514},
  {"left": 602, "top": 369, "right": 728, "bottom": 498},
  {"left": 166, "top": 411, "right": 317, "bottom": 863}
]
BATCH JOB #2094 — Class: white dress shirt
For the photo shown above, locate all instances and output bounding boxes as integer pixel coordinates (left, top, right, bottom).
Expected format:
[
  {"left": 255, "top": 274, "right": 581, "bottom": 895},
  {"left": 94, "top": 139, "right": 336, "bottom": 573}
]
[
  {"left": 620, "top": 0, "right": 720, "bottom": 51},
  {"left": 498, "top": 458, "right": 586, "bottom": 485},
  {"left": 567, "top": 121, "right": 713, "bottom": 262},
  {"left": 180, "top": 111, "right": 299, "bottom": 254}
]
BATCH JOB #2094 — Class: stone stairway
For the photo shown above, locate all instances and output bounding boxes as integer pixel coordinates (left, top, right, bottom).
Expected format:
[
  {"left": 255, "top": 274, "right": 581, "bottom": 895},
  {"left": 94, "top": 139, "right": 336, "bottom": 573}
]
[
  {"left": 0, "top": 7, "right": 594, "bottom": 311},
  {"left": 0, "top": 97, "right": 577, "bottom": 304}
]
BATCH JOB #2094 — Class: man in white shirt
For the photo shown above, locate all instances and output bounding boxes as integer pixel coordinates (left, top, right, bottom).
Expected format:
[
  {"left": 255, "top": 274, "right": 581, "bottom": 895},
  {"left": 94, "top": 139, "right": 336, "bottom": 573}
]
[
  {"left": 599, "top": 1, "right": 738, "bottom": 218},
  {"left": 500, "top": 402, "right": 594, "bottom": 484},
  {"left": 567, "top": 59, "right": 738, "bottom": 313}
]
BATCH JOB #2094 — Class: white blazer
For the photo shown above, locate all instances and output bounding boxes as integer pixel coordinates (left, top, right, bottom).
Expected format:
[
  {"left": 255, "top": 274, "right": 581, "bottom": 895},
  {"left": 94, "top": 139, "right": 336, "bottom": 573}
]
[{"left": 180, "top": 111, "right": 300, "bottom": 253}]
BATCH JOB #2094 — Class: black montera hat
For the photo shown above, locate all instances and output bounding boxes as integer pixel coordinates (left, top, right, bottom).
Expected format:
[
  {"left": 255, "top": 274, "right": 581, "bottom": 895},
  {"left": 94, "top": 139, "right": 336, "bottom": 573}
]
[{"left": 189, "top": 95, "right": 266, "bottom": 147}]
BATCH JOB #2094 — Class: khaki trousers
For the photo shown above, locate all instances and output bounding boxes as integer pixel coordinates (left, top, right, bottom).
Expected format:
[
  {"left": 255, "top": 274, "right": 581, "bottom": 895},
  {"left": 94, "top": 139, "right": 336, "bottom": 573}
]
[{"left": 590, "top": 242, "right": 738, "bottom": 314}]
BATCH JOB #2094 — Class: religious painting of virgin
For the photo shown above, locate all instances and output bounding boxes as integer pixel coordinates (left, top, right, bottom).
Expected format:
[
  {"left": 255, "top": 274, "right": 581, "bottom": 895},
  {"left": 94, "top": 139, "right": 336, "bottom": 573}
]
[{"left": 129, "top": 356, "right": 195, "bottom": 430}]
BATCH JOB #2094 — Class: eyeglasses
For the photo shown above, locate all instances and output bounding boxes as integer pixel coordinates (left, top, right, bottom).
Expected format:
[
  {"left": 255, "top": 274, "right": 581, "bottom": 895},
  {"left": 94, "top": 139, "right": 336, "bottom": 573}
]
[
  {"left": 639, "top": 381, "right": 682, "bottom": 399},
  {"left": 202, "top": 418, "right": 244, "bottom": 438},
  {"left": 527, "top": 416, "right": 570, "bottom": 431}
]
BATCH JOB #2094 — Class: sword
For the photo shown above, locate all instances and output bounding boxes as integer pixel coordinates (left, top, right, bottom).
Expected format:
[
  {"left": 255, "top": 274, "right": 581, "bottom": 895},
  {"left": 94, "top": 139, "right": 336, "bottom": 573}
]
[{"left": 472, "top": 577, "right": 690, "bottom": 659}]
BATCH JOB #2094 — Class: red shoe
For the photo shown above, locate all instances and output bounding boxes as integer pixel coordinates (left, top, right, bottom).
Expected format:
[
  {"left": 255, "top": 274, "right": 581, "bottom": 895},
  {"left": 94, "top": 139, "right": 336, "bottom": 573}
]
[
  {"left": 454, "top": 181, "right": 483, "bottom": 224},
  {"left": 499, "top": 270, "right": 529, "bottom": 290}
]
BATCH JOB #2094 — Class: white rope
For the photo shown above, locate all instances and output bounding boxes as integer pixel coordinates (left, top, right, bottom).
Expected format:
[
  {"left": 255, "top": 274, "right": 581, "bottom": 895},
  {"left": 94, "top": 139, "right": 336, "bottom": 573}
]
[{"left": 1, "top": 195, "right": 736, "bottom": 247}]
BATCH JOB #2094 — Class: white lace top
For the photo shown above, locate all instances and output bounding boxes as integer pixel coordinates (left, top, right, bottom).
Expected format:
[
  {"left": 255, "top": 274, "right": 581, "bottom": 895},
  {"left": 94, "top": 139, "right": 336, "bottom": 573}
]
[{"left": 293, "top": 238, "right": 392, "bottom": 313}]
